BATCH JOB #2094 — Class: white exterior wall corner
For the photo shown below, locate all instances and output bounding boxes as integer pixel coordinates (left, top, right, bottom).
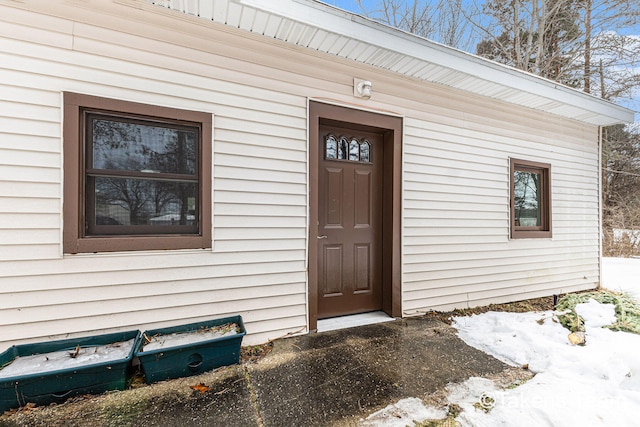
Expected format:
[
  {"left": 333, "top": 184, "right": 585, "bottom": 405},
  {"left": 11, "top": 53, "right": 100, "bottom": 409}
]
[{"left": 0, "top": 0, "right": 626, "bottom": 349}]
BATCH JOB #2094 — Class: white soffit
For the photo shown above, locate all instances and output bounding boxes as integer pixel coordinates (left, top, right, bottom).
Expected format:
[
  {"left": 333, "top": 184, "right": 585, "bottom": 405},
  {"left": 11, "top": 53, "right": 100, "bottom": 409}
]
[{"left": 148, "top": 0, "right": 634, "bottom": 126}]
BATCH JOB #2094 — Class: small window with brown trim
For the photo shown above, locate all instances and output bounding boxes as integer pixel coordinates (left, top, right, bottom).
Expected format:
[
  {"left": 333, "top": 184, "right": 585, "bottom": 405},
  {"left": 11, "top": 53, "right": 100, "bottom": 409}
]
[
  {"left": 510, "top": 158, "right": 552, "bottom": 239},
  {"left": 63, "top": 93, "right": 212, "bottom": 253}
]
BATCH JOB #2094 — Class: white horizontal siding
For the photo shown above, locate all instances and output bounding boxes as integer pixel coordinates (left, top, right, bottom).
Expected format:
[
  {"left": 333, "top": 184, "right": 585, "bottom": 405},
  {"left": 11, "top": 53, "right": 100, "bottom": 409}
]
[
  {"left": 0, "top": 1, "right": 603, "bottom": 350},
  {"left": 1, "top": 285, "right": 307, "bottom": 328},
  {"left": 0, "top": 2, "right": 313, "bottom": 348},
  {"left": 0, "top": 197, "right": 59, "bottom": 213},
  {"left": 1, "top": 261, "right": 306, "bottom": 292},
  {"left": 400, "top": 107, "right": 600, "bottom": 313}
]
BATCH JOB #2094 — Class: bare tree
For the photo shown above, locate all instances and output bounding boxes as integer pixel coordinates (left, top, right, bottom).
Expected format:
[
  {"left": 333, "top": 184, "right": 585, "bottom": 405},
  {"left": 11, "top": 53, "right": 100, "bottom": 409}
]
[
  {"left": 355, "top": 0, "right": 477, "bottom": 50},
  {"left": 578, "top": 0, "right": 639, "bottom": 95},
  {"left": 475, "top": 0, "right": 583, "bottom": 84},
  {"left": 587, "top": 30, "right": 640, "bottom": 100},
  {"left": 602, "top": 125, "right": 640, "bottom": 256},
  {"left": 354, "top": 0, "right": 638, "bottom": 96}
]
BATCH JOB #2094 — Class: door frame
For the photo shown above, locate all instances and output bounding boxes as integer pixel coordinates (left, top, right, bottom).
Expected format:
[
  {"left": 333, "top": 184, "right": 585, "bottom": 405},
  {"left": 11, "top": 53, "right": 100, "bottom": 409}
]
[{"left": 308, "top": 100, "right": 402, "bottom": 331}]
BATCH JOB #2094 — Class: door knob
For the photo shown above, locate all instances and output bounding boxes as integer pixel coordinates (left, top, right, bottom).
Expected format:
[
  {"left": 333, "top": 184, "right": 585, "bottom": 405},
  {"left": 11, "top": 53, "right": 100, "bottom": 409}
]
[{"left": 317, "top": 235, "right": 328, "bottom": 239}]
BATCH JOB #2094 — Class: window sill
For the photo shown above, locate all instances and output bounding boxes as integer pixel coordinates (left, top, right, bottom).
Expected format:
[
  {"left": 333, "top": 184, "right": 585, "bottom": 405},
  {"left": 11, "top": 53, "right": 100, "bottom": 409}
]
[
  {"left": 64, "top": 235, "right": 211, "bottom": 254},
  {"left": 511, "top": 230, "right": 552, "bottom": 239},
  {"left": 63, "top": 245, "right": 214, "bottom": 258}
]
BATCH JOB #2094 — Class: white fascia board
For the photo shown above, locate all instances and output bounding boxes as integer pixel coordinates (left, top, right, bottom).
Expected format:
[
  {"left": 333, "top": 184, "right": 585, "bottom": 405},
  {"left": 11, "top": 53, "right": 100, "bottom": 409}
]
[{"left": 239, "top": 0, "right": 634, "bottom": 125}]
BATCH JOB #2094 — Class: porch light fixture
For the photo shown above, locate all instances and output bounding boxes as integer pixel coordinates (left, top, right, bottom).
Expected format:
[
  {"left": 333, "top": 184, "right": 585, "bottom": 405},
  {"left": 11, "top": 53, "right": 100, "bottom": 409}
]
[{"left": 354, "top": 78, "right": 372, "bottom": 99}]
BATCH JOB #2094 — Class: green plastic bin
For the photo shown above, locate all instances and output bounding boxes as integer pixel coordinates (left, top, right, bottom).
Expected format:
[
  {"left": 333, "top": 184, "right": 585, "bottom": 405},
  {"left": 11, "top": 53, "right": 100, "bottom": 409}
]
[
  {"left": 0, "top": 330, "right": 139, "bottom": 413},
  {"left": 135, "top": 315, "right": 246, "bottom": 384}
]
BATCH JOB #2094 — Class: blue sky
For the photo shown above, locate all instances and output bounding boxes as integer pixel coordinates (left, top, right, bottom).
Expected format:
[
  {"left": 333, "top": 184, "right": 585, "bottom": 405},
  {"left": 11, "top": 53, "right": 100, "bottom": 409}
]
[
  {"left": 325, "top": 0, "right": 363, "bottom": 9},
  {"left": 322, "top": 0, "right": 640, "bottom": 123}
]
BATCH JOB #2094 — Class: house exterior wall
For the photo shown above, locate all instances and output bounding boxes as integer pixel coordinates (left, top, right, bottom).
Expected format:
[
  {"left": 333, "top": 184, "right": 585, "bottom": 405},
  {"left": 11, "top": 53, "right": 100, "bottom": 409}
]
[
  {"left": 402, "top": 110, "right": 599, "bottom": 313},
  {"left": 0, "top": 1, "right": 600, "bottom": 349}
]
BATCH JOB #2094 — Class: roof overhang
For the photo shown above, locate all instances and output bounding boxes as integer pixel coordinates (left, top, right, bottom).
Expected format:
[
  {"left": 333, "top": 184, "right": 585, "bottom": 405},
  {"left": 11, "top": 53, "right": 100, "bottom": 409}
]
[{"left": 149, "top": 0, "right": 634, "bottom": 126}]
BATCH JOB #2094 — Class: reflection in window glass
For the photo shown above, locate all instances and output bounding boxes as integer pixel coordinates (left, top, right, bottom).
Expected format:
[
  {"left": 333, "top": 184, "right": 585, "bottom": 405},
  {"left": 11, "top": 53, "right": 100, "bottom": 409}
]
[
  {"left": 360, "top": 141, "right": 370, "bottom": 162},
  {"left": 513, "top": 171, "right": 541, "bottom": 226},
  {"left": 92, "top": 119, "right": 196, "bottom": 175},
  {"left": 349, "top": 138, "right": 359, "bottom": 161},
  {"left": 86, "top": 113, "right": 200, "bottom": 236},
  {"left": 93, "top": 177, "right": 197, "bottom": 229},
  {"left": 325, "top": 135, "right": 372, "bottom": 163},
  {"left": 338, "top": 137, "right": 348, "bottom": 160},
  {"left": 325, "top": 135, "right": 338, "bottom": 159}
]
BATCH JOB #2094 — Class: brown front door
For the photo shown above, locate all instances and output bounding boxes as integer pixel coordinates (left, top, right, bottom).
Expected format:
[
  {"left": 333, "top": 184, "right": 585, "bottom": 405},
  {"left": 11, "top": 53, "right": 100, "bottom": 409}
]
[{"left": 317, "top": 124, "right": 383, "bottom": 318}]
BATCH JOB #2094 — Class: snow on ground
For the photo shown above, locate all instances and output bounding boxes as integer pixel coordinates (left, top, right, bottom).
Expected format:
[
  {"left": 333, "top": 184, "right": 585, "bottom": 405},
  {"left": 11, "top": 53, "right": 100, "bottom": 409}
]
[
  {"left": 363, "top": 257, "right": 640, "bottom": 426},
  {"left": 451, "top": 303, "right": 640, "bottom": 426},
  {"left": 602, "top": 256, "right": 640, "bottom": 300},
  {"left": 360, "top": 398, "right": 447, "bottom": 427}
]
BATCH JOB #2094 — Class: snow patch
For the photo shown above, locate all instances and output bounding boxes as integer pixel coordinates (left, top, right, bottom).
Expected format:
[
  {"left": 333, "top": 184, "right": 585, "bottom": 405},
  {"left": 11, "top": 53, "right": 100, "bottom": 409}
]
[
  {"left": 446, "top": 376, "right": 498, "bottom": 410},
  {"left": 575, "top": 299, "right": 617, "bottom": 328},
  {"left": 452, "top": 311, "right": 568, "bottom": 373},
  {"left": 142, "top": 328, "right": 239, "bottom": 351},
  {"left": 361, "top": 397, "right": 447, "bottom": 426},
  {"left": 451, "top": 302, "right": 640, "bottom": 426},
  {"left": 0, "top": 339, "right": 135, "bottom": 379},
  {"left": 602, "top": 256, "right": 640, "bottom": 301}
]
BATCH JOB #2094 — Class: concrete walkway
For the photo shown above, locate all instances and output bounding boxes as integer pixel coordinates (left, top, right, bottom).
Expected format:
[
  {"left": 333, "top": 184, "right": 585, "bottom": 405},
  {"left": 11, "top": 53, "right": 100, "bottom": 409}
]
[{"left": 0, "top": 318, "right": 516, "bottom": 427}]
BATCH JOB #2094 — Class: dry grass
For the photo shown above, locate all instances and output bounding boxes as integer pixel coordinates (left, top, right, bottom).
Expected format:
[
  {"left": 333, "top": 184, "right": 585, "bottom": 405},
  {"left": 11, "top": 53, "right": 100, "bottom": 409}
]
[
  {"left": 240, "top": 342, "right": 274, "bottom": 364},
  {"left": 422, "top": 295, "right": 557, "bottom": 325}
]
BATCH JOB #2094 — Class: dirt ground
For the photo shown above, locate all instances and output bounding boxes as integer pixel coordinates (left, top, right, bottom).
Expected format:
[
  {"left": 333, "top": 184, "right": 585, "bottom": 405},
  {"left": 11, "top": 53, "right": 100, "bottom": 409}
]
[{"left": 423, "top": 295, "right": 556, "bottom": 324}]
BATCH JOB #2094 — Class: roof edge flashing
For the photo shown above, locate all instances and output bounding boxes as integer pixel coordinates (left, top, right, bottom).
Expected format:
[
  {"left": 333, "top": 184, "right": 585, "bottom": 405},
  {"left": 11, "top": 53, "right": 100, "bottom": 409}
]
[{"left": 239, "top": 0, "right": 633, "bottom": 125}]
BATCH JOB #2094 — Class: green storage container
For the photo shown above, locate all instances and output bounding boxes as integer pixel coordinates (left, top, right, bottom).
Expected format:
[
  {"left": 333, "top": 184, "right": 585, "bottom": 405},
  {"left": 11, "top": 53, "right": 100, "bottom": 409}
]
[
  {"left": 135, "top": 315, "right": 246, "bottom": 384},
  {"left": 0, "top": 330, "right": 139, "bottom": 413}
]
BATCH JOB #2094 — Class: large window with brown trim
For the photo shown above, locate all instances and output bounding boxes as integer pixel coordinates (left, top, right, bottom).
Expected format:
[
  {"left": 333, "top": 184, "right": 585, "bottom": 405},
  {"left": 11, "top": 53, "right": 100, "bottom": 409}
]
[
  {"left": 510, "top": 158, "right": 552, "bottom": 239},
  {"left": 63, "top": 93, "right": 212, "bottom": 253}
]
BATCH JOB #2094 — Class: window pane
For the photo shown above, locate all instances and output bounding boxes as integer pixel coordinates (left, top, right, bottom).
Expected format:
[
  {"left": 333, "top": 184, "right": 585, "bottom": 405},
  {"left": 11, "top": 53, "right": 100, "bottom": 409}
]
[
  {"left": 325, "top": 135, "right": 337, "bottom": 159},
  {"left": 338, "top": 137, "right": 348, "bottom": 160},
  {"left": 91, "top": 118, "right": 197, "bottom": 175},
  {"left": 92, "top": 177, "right": 197, "bottom": 230},
  {"left": 360, "top": 141, "right": 370, "bottom": 162},
  {"left": 514, "top": 170, "right": 542, "bottom": 226},
  {"left": 349, "top": 138, "right": 359, "bottom": 161}
]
